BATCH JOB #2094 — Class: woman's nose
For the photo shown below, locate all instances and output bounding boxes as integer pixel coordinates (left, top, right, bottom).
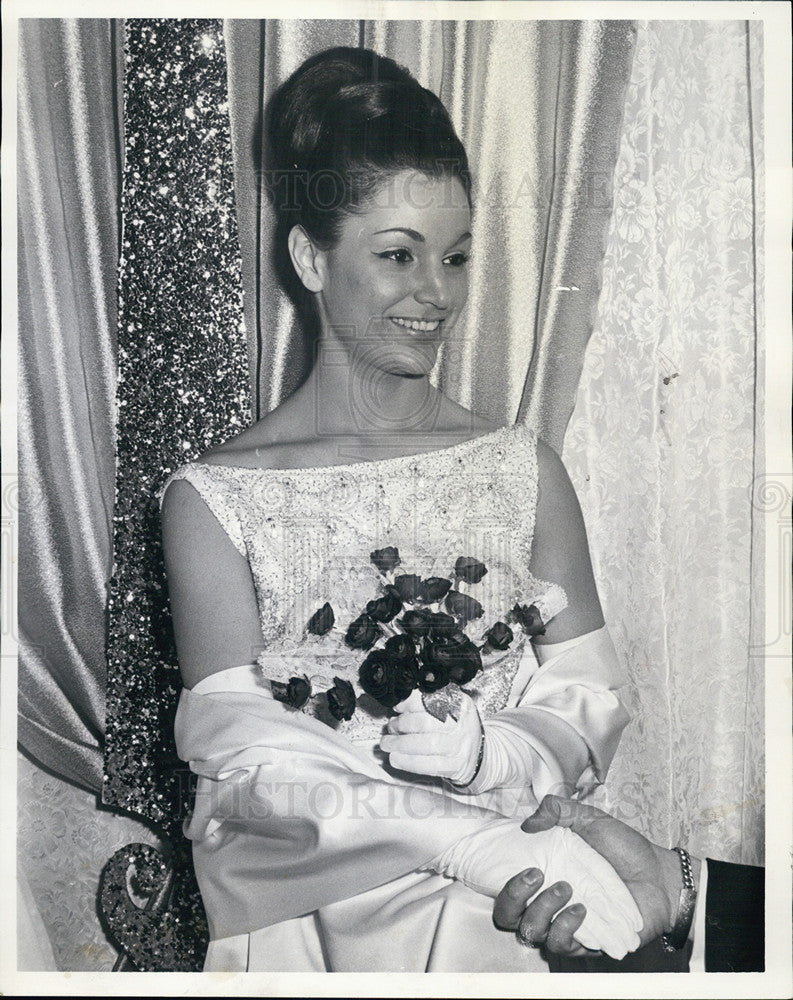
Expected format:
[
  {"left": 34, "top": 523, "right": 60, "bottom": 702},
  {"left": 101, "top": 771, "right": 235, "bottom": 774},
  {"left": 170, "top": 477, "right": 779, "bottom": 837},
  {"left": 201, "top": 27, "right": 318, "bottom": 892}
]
[{"left": 414, "top": 265, "right": 451, "bottom": 310}]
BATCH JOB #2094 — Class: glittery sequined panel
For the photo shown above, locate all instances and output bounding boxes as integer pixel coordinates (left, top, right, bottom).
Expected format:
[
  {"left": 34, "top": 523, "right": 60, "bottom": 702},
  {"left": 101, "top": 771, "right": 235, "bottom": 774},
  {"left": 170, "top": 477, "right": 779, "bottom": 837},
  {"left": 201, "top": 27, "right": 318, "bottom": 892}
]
[{"left": 102, "top": 19, "right": 251, "bottom": 968}]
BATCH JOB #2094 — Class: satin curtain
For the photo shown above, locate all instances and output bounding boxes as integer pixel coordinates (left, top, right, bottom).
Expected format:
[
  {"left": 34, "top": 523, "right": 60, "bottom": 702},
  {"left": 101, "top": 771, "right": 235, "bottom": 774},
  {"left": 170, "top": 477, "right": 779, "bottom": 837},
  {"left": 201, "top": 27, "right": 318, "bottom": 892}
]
[
  {"left": 563, "top": 21, "right": 764, "bottom": 865},
  {"left": 19, "top": 17, "right": 633, "bottom": 793},
  {"left": 18, "top": 19, "right": 125, "bottom": 791}
]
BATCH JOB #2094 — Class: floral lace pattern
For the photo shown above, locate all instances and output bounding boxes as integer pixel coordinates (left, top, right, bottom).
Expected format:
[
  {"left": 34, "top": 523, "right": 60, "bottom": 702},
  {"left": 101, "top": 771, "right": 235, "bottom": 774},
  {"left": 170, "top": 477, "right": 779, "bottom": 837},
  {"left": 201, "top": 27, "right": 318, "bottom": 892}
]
[
  {"left": 17, "top": 752, "right": 163, "bottom": 971},
  {"left": 563, "top": 21, "right": 764, "bottom": 865},
  {"left": 161, "top": 423, "right": 567, "bottom": 742}
]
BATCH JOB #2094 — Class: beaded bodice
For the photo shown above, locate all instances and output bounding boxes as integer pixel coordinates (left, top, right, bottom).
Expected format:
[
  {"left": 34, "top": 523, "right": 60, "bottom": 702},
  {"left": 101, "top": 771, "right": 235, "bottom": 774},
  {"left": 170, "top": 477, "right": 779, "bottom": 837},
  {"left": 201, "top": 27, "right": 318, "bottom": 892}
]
[{"left": 160, "top": 422, "right": 566, "bottom": 742}]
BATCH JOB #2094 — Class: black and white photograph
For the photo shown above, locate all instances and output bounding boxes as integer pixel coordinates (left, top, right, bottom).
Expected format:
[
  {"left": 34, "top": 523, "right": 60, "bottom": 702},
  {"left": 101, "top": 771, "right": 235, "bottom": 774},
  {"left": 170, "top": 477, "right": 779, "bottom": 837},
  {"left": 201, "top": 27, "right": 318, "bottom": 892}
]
[{"left": 3, "top": 0, "right": 791, "bottom": 994}]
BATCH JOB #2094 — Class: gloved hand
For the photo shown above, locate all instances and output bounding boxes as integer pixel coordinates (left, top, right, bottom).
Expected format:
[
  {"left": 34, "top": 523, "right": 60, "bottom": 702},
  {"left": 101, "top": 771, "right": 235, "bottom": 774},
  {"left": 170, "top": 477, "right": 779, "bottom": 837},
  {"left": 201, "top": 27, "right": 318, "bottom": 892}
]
[
  {"left": 427, "top": 818, "right": 644, "bottom": 960},
  {"left": 380, "top": 689, "right": 484, "bottom": 784}
]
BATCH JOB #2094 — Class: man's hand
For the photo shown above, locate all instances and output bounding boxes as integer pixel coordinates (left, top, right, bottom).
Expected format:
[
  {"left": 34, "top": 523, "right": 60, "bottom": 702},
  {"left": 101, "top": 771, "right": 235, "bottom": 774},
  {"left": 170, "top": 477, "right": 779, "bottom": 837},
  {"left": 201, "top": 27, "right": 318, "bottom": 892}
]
[{"left": 493, "top": 795, "right": 700, "bottom": 957}]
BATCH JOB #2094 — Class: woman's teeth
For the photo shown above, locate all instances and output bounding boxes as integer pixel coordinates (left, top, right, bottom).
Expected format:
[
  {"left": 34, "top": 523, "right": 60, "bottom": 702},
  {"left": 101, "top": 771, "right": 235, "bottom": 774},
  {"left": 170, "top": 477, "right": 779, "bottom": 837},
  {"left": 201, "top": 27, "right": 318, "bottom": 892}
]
[{"left": 390, "top": 317, "right": 441, "bottom": 333}]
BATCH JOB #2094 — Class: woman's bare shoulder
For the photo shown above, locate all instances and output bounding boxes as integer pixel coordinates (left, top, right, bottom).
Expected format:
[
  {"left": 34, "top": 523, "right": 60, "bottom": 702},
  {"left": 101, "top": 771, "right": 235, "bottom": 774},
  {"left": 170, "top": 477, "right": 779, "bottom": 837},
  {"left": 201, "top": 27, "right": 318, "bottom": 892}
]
[
  {"left": 196, "top": 403, "right": 298, "bottom": 469},
  {"left": 535, "top": 435, "right": 568, "bottom": 483},
  {"left": 432, "top": 394, "right": 503, "bottom": 436}
]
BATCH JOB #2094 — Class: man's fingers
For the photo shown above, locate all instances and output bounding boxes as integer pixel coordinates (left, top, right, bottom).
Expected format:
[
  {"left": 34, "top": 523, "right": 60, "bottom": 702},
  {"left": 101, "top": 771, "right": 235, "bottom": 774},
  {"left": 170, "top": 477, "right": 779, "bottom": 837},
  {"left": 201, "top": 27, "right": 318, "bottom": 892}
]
[
  {"left": 520, "top": 794, "right": 609, "bottom": 835},
  {"left": 520, "top": 794, "right": 565, "bottom": 833},
  {"left": 492, "top": 869, "right": 545, "bottom": 929},
  {"left": 513, "top": 882, "right": 572, "bottom": 948},
  {"left": 544, "top": 902, "right": 594, "bottom": 958}
]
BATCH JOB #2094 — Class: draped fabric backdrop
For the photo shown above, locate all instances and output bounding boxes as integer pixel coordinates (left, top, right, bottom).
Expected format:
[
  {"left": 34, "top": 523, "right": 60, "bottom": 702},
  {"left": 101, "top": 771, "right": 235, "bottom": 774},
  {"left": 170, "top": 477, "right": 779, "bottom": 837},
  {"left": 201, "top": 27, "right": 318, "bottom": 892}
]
[
  {"left": 16, "top": 16, "right": 763, "bottom": 969},
  {"left": 563, "top": 20, "right": 765, "bottom": 866},
  {"left": 18, "top": 19, "right": 124, "bottom": 793}
]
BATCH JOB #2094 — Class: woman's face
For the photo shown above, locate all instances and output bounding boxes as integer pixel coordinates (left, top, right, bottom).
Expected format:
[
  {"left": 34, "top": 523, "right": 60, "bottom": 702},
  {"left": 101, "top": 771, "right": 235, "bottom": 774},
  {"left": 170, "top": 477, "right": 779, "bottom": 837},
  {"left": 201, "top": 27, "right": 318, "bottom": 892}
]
[{"left": 309, "top": 170, "right": 472, "bottom": 377}]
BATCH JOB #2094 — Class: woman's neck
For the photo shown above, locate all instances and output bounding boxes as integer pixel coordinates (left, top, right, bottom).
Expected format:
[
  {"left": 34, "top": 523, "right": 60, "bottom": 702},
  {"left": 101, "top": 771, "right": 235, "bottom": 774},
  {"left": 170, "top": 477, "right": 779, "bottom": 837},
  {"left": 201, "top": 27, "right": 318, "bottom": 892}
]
[{"left": 291, "top": 352, "right": 445, "bottom": 439}]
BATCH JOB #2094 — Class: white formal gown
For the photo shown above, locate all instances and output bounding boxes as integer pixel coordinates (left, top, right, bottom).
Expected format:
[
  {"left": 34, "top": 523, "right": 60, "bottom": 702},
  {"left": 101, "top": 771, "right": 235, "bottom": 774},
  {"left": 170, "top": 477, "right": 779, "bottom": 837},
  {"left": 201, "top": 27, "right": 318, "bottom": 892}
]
[{"left": 162, "top": 423, "right": 630, "bottom": 972}]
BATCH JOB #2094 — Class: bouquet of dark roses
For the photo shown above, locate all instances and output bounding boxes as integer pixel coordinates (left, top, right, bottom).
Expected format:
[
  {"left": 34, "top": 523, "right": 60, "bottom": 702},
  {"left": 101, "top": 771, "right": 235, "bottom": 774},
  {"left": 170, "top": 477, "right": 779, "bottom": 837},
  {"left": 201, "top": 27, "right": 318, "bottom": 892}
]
[{"left": 271, "top": 545, "right": 565, "bottom": 724}]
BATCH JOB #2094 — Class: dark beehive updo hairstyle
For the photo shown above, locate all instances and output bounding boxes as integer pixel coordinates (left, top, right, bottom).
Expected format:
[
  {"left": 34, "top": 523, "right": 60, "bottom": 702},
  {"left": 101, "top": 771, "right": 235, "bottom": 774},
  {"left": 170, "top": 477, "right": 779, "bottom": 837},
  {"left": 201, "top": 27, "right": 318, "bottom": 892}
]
[{"left": 263, "top": 46, "right": 472, "bottom": 316}]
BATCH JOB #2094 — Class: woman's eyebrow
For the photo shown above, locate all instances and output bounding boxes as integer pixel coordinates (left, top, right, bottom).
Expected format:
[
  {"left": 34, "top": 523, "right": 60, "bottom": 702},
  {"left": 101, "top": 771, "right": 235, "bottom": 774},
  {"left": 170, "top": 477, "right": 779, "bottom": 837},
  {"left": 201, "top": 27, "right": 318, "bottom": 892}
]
[
  {"left": 372, "top": 227, "right": 472, "bottom": 245},
  {"left": 373, "top": 227, "right": 425, "bottom": 241}
]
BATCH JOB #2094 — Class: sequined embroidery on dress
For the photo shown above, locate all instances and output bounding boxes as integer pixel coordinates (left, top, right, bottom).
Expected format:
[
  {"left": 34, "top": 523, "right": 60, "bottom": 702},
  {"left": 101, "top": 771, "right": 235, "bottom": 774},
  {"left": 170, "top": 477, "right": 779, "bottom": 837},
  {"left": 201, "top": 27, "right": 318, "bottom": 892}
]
[{"left": 158, "top": 423, "right": 567, "bottom": 743}]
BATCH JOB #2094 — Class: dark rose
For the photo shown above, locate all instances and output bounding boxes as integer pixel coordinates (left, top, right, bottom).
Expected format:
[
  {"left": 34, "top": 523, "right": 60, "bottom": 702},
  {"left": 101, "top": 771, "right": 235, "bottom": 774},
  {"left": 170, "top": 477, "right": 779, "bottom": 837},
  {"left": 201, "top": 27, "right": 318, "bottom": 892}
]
[
  {"left": 370, "top": 546, "right": 401, "bottom": 574},
  {"left": 422, "top": 634, "right": 482, "bottom": 686},
  {"left": 445, "top": 589, "right": 484, "bottom": 624},
  {"left": 425, "top": 611, "right": 458, "bottom": 638},
  {"left": 484, "top": 620, "right": 514, "bottom": 651},
  {"left": 419, "top": 576, "right": 452, "bottom": 603},
  {"left": 307, "top": 602, "right": 335, "bottom": 635},
  {"left": 454, "top": 556, "right": 488, "bottom": 585},
  {"left": 345, "top": 613, "right": 380, "bottom": 650},
  {"left": 366, "top": 586, "right": 403, "bottom": 623},
  {"left": 509, "top": 602, "right": 546, "bottom": 637},
  {"left": 326, "top": 677, "right": 357, "bottom": 721},
  {"left": 271, "top": 675, "right": 311, "bottom": 709},
  {"left": 417, "top": 663, "right": 450, "bottom": 693},
  {"left": 359, "top": 649, "right": 418, "bottom": 708},
  {"left": 393, "top": 573, "right": 423, "bottom": 603},
  {"left": 384, "top": 632, "right": 418, "bottom": 664},
  {"left": 399, "top": 608, "right": 433, "bottom": 637},
  {"left": 359, "top": 649, "right": 389, "bottom": 701}
]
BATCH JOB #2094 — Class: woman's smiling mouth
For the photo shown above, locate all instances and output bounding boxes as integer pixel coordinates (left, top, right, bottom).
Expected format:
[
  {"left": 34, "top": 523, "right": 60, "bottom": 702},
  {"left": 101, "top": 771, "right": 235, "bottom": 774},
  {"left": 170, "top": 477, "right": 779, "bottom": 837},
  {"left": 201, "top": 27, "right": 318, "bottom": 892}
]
[{"left": 389, "top": 317, "right": 442, "bottom": 333}]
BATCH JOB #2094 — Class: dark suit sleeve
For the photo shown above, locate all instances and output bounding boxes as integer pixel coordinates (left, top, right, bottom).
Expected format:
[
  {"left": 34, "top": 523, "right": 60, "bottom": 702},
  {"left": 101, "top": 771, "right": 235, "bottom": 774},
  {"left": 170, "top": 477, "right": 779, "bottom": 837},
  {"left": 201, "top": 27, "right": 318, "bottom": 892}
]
[{"left": 705, "top": 858, "right": 764, "bottom": 972}]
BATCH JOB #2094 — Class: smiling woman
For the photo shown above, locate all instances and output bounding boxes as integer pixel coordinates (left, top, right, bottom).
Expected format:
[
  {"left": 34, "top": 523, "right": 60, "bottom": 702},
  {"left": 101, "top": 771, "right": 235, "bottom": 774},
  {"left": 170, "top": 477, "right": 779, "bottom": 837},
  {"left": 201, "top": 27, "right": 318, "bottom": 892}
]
[
  {"left": 289, "top": 170, "right": 472, "bottom": 381},
  {"left": 158, "top": 46, "right": 634, "bottom": 972},
  {"left": 215, "top": 45, "right": 484, "bottom": 450}
]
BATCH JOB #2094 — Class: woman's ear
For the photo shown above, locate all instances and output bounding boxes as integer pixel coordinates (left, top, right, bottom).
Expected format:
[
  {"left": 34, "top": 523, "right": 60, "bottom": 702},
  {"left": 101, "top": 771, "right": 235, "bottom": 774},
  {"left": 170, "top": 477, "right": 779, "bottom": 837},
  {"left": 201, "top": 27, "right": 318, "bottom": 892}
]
[{"left": 288, "top": 225, "right": 326, "bottom": 293}]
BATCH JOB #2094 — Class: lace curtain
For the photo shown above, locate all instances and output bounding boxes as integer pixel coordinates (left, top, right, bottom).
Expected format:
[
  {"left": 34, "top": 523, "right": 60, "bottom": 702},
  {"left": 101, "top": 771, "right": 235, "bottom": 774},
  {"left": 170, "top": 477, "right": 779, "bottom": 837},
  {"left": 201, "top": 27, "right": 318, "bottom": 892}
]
[{"left": 563, "top": 20, "right": 764, "bottom": 865}]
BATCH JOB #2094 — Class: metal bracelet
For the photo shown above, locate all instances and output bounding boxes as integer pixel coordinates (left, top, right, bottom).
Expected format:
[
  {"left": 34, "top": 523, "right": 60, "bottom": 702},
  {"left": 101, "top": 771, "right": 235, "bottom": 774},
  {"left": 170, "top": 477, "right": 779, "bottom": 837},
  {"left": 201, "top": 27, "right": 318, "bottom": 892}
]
[
  {"left": 451, "top": 714, "right": 486, "bottom": 788},
  {"left": 661, "top": 846, "right": 698, "bottom": 952}
]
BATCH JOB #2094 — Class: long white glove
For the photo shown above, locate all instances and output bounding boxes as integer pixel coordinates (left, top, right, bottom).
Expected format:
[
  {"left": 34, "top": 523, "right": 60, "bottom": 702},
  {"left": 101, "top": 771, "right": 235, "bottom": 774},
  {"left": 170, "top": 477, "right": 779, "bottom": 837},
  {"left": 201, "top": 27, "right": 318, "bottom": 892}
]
[
  {"left": 380, "top": 689, "right": 483, "bottom": 784},
  {"left": 449, "top": 632, "right": 591, "bottom": 796},
  {"left": 423, "top": 818, "right": 643, "bottom": 960},
  {"left": 462, "top": 625, "right": 630, "bottom": 798}
]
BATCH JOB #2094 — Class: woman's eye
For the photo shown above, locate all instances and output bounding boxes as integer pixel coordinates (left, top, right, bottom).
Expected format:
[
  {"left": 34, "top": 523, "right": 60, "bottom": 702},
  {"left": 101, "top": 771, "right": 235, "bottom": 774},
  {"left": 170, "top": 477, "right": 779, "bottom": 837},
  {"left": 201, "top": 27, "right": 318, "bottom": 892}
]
[
  {"left": 444, "top": 252, "right": 470, "bottom": 268},
  {"left": 377, "top": 249, "right": 413, "bottom": 264}
]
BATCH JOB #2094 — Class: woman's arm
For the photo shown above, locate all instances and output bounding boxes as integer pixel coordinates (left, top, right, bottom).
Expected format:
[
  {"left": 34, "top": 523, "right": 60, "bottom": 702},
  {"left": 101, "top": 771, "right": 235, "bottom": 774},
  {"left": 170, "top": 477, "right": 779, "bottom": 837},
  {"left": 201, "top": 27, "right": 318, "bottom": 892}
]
[
  {"left": 530, "top": 437, "right": 604, "bottom": 645},
  {"left": 480, "top": 438, "right": 629, "bottom": 797},
  {"left": 160, "top": 478, "right": 265, "bottom": 689}
]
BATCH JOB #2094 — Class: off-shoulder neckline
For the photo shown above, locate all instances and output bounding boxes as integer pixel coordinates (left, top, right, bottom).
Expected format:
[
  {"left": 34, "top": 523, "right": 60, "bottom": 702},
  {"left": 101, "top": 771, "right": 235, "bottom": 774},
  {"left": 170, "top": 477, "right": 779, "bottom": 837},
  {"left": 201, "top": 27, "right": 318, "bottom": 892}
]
[{"left": 187, "top": 422, "right": 522, "bottom": 476}]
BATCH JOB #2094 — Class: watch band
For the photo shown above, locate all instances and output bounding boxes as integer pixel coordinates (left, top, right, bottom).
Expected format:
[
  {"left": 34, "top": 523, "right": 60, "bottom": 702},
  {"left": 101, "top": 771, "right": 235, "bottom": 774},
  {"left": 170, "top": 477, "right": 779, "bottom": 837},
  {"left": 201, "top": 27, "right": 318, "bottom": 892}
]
[{"left": 662, "top": 846, "right": 698, "bottom": 951}]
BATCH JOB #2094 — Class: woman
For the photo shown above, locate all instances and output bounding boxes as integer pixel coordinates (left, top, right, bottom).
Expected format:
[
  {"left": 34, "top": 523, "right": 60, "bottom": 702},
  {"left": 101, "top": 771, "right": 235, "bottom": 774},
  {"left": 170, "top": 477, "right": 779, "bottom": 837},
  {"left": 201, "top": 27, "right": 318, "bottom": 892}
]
[{"left": 160, "top": 47, "right": 636, "bottom": 972}]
